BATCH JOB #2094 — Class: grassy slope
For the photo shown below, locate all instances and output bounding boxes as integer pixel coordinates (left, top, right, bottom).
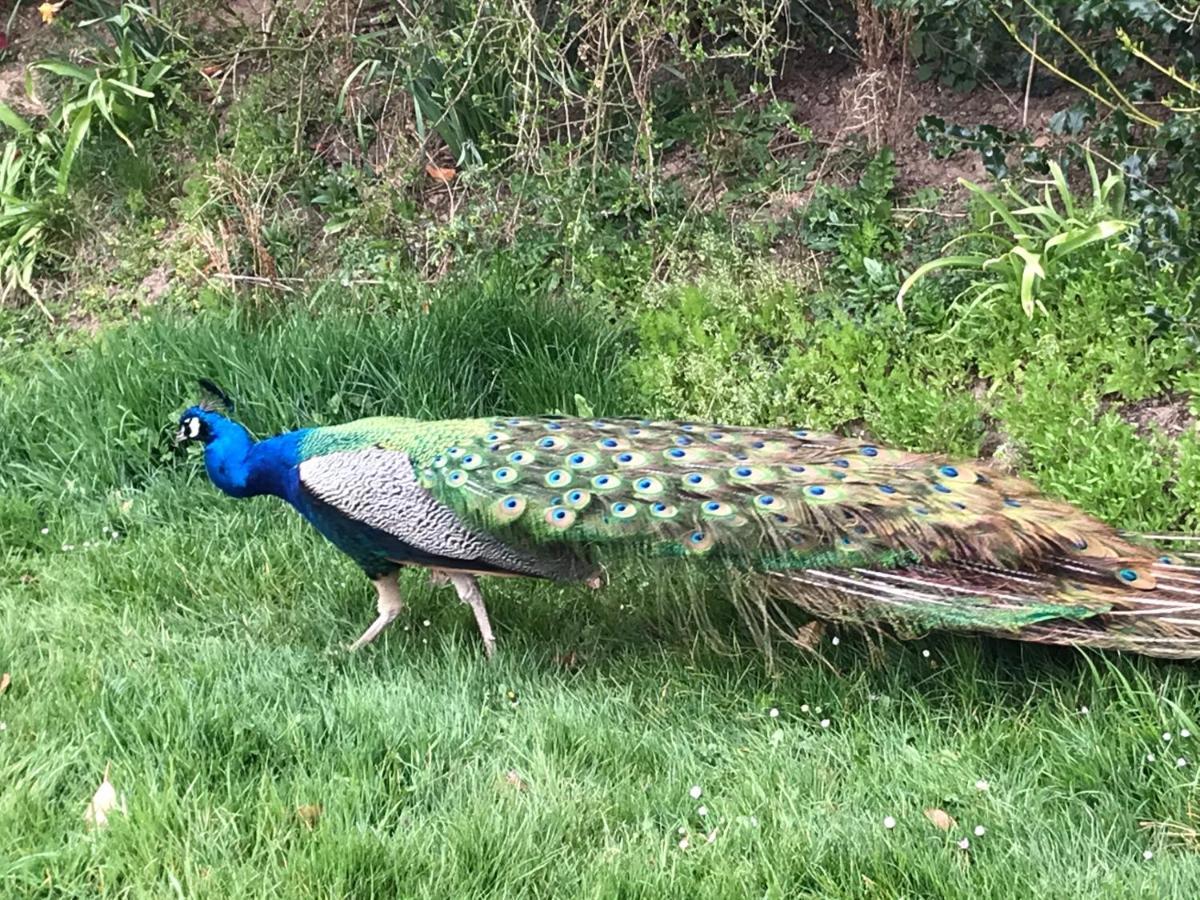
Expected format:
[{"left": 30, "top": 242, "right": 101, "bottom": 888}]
[{"left": 3, "top": 272, "right": 1200, "bottom": 898}]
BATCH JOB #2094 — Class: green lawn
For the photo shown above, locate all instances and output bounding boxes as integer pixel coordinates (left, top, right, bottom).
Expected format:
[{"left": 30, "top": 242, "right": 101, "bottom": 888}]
[{"left": 3, "top": 286, "right": 1200, "bottom": 898}]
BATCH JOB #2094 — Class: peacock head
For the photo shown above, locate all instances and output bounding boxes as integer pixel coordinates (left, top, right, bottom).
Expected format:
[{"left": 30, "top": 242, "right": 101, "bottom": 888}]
[{"left": 175, "top": 379, "right": 237, "bottom": 447}]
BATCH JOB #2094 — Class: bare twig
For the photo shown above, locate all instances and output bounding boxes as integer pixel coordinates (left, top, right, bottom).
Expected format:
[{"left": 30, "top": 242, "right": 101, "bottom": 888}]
[{"left": 1022, "top": 31, "right": 1037, "bottom": 128}]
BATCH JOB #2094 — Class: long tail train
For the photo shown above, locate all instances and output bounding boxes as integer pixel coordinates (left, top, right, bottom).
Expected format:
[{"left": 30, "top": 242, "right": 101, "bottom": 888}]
[{"left": 762, "top": 542, "right": 1200, "bottom": 659}]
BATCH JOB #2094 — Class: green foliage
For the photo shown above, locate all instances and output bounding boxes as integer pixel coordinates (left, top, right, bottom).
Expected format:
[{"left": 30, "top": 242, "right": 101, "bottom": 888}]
[
  {"left": 0, "top": 128, "right": 73, "bottom": 301},
  {"left": 221, "top": 74, "right": 307, "bottom": 179},
  {"left": 74, "top": 0, "right": 188, "bottom": 57},
  {"left": 631, "top": 269, "right": 805, "bottom": 424},
  {"left": 914, "top": 116, "right": 1019, "bottom": 180},
  {"left": 901, "top": 0, "right": 1195, "bottom": 93},
  {"left": 31, "top": 6, "right": 180, "bottom": 156},
  {"left": 898, "top": 157, "right": 1131, "bottom": 319},
  {"left": 346, "top": 0, "right": 813, "bottom": 174},
  {"left": 0, "top": 3, "right": 181, "bottom": 304},
  {"left": 1101, "top": 53, "right": 1200, "bottom": 271},
  {"left": 308, "top": 168, "right": 363, "bottom": 236},
  {"left": 801, "top": 149, "right": 902, "bottom": 315},
  {"left": 802, "top": 151, "right": 896, "bottom": 252}
]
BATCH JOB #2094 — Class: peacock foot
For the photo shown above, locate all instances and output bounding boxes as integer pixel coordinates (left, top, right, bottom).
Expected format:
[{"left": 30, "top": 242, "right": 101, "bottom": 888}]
[{"left": 430, "top": 570, "right": 496, "bottom": 659}]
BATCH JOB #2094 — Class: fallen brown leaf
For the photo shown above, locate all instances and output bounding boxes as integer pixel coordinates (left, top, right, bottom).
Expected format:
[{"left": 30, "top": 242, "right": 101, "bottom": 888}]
[
  {"left": 924, "top": 808, "right": 956, "bottom": 831},
  {"left": 789, "top": 621, "right": 824, "bottom": 650},
  {"left": 0, "top": 672, "right": 9, "bottom": 696},
  {"left": 296, "top": 804, "right": 322, "bottom": 830},
  {"left": 425, "top": 165, "right": 457, "bottom": 184},
  {"left": 84, "top": 763, "right": 127, "bottom": 829},
  {"left": 39, "top": 2, "right": 66, "bottom": 25},
  {"left": 504, "top": 770, "right": 528, "bottom": 792}
]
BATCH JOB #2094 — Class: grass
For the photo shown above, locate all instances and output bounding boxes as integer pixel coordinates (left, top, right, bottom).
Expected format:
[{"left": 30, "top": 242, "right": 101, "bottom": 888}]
[{"left": 3, "top": 269, "right": 1200, "bottom": 898}]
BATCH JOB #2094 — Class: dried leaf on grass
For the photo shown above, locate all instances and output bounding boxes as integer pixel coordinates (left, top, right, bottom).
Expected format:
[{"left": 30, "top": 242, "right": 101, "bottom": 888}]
[
  {"left": 924, "top": 808, "right": 956, "bottom": 831},
  {"left": 789, "top": 621, "right": 825, "bottom": 650},
  {"left": 425, "top": 165, "right": 457, "bottom": 184},
  {"left": 85, "top": 763, "right": 127, "bottom": 829},
  {"left": 296, "top": 804, "right": 323, "bottom": 830}
]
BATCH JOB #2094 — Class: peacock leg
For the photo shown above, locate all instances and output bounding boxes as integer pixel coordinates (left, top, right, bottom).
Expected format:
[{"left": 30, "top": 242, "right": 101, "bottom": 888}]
[
  {"left": 349, "top": 571, "right": 404, "bottom": 651},
  {"left": 446, "top": 573, "right": 496, "bottom": 659}
]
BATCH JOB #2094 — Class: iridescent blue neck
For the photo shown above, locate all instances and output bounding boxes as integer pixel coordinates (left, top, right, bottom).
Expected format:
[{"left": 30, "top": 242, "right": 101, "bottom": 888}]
[{"left": 199, "top": 413, "right": 308, "bottom": 499}]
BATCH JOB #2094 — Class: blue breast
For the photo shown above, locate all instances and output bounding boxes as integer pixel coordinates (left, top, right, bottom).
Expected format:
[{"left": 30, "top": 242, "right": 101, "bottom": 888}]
[{"left": 274, "top": 468, "right": 380, "bottom": 571}]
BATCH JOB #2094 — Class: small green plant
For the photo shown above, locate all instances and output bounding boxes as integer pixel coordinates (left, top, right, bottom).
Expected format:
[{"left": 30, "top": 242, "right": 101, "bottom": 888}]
[
  {"left": 897, "top": 156, "right": 1131, "bottom": 319},
  {"left": 0, "top": 102, "right": 77, "bottom": 306},
  {"left": 802, "top": 149, "right": 901, "bottom": 316},
  {"left": 30, "top": 4, "right": 178, "bottom": 162},
  {"left": 914, "top": 115, "right": 1019, "bottom": 180},
  {"left": 0, "top": 4, "right": 179, "bottom": 307},
  {"left": 309, "top": 169, "right": 363, "bottom": 235}
]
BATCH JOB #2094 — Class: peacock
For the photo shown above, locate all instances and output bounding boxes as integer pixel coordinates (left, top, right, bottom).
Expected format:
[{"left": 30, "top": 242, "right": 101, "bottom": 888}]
[{"left": 176, "top": 381, "right": 1200, "bottom": 660}]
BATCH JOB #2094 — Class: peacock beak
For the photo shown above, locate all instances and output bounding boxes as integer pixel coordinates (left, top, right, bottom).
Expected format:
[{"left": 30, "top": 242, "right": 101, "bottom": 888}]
[{"left": 174, "top": 425, "right": 189, "bottom": 446}]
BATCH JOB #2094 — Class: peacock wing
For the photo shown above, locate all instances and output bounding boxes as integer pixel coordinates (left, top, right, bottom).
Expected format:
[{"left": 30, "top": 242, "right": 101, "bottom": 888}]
[
  {"left": 414, "top": 416, "right": 925, "bottom": 567},
  {"left": 296, "top": 442, "right": 588, "bottom": 580}
]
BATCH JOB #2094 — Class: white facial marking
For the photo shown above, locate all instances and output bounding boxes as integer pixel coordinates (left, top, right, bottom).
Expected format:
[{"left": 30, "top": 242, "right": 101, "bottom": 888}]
[{"left": 187, "top": 417, "right": 201, "bottom": 439}]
